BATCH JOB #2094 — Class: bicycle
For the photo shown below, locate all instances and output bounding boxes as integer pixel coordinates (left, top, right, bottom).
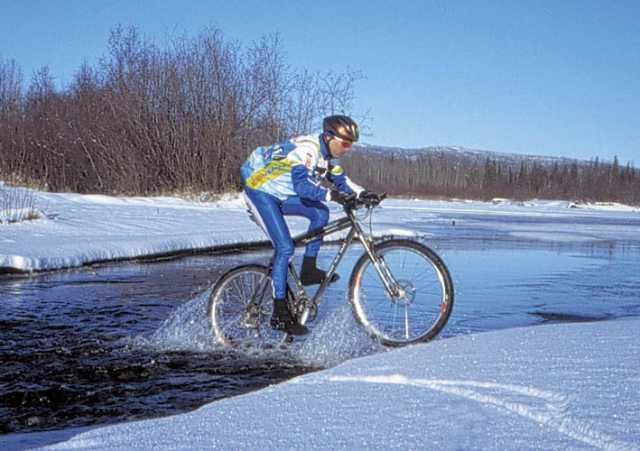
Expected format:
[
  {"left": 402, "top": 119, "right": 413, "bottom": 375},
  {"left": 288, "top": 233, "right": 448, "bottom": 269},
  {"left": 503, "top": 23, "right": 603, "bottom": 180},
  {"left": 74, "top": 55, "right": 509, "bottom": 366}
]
[{"left": 207, "top": 195, "right": 454, "bottom": 348}]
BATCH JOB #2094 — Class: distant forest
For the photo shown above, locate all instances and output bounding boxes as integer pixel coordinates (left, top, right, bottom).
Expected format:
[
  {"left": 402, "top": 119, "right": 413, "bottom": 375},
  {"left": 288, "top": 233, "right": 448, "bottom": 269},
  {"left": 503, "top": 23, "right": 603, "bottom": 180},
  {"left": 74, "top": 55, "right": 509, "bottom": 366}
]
[
  {"left": 343, "top": 150, "right": 640, "bottom": 205},
  {"left": 1, "top": 26, "right": 638, "bottom": 204}
]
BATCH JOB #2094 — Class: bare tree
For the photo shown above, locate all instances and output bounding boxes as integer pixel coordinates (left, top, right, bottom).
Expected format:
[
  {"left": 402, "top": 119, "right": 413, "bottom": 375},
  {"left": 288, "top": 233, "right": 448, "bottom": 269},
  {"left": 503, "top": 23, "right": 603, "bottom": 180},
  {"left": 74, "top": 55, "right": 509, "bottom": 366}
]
[
  {"left": 0, "top": 56, "right": 25, "bottom": 181},
  {"left": 3, "top": 26, "right": 637, "bottom": 205}
]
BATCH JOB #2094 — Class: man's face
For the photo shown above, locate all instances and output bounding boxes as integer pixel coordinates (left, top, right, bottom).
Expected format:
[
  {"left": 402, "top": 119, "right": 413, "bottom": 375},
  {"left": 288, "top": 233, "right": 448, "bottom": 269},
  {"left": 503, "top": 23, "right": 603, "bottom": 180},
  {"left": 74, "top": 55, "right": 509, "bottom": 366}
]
[{"left": 328, "top": 135, "right": 353, "bottom": 158}]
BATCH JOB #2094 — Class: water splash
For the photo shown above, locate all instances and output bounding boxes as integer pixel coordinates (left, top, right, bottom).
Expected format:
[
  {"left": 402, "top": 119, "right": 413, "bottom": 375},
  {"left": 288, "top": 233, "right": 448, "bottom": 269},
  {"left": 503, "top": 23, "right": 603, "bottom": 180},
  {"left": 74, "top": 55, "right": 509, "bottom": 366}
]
[
  {"left": 292, "top": 304, "right": 385, "bottom": 367},
  {"left": 132, "top": 288, "right": 385, "bottom": 367},
  {"left": 132, "top": 288, "right": 220, "bottom": 352}
]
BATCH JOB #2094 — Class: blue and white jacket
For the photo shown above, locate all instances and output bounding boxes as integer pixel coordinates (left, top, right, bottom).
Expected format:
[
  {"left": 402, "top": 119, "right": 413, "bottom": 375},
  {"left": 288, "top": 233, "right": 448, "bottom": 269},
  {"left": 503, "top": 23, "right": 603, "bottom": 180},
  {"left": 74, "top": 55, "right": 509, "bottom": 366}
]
[{"left": 240, "top": 134, "right": 363, "bottom": 201}]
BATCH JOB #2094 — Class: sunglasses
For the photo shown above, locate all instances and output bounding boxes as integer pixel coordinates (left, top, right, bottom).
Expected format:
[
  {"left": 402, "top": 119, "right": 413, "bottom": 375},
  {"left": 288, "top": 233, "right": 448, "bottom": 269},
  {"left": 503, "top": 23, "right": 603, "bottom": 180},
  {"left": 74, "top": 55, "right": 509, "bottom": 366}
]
[{"left": 331, "top": 134, "right": 353, "bottom": 149}]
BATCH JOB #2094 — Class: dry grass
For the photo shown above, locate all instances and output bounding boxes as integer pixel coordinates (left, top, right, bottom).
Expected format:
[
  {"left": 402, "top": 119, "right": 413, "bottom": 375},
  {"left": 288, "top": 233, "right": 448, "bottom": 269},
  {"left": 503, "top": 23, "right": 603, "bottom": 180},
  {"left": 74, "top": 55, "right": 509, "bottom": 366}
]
[{"left": 0, "top": 183, "right": 43, "bottom": 223}]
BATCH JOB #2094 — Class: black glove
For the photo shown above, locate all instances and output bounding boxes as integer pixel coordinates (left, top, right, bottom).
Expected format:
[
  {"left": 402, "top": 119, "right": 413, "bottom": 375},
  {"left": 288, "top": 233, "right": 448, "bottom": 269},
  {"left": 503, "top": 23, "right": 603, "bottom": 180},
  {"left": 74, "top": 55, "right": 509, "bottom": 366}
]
[
  {"left": 358, "top": 190, "right": 383, "bottom": 204},
  {"left": 329, "top": 190, "right": 357, "bottom": 207}
]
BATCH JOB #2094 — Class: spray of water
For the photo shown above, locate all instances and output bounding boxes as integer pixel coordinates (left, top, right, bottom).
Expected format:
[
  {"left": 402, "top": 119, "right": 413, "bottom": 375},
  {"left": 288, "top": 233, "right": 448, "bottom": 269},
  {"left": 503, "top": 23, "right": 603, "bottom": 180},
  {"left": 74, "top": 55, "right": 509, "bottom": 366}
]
[
  {"left": 131, "top": 288, "right": 220, "bottom": 352},
  {"left": 291, "top": 303, "right": 385, "bottom": 367},
  {"left": 132, "top": 287, "right": 385, "bottom": 368}
]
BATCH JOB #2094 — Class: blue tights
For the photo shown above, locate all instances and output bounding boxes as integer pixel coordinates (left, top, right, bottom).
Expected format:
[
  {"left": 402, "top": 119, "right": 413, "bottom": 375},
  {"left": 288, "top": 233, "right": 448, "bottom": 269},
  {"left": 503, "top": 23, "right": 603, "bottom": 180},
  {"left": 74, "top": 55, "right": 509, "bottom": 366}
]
[{"left": 243, "top": 188, "right": 329, "bottom": 299}]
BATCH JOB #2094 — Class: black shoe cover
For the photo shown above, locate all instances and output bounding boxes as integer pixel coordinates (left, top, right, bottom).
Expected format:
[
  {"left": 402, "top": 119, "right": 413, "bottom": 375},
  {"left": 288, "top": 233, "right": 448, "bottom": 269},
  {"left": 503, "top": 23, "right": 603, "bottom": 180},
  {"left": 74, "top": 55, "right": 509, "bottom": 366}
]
[
  {"left": 270, "top": 299, "right": 309, "bottom": 336},
  {"left": 300, "top": 256, "right": 340, "bottom": 286}
]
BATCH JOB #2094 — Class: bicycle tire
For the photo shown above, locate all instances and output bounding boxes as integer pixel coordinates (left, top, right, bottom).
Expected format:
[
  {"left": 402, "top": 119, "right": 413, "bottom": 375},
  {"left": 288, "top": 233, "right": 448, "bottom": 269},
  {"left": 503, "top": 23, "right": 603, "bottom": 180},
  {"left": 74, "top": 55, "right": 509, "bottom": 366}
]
[
  {"left": 348, "top": 239, "right": 454, "bottom": 347},
  {"left": 208, "top": 264, "right": 290, "bottom": 349}
]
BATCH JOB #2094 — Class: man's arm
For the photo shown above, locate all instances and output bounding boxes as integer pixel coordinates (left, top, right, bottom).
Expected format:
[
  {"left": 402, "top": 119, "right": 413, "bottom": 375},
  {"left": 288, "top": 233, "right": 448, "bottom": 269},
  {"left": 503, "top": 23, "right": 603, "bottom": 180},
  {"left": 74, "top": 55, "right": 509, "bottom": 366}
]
[
  {"left": 327, "top": 163, "right": 364, "bottom": 196},
  {"left": 286, "top": 144, "right": 329, "bottom": 201},
  {"left": 290, "top": 165, "right": 329, "bottom": 201}
]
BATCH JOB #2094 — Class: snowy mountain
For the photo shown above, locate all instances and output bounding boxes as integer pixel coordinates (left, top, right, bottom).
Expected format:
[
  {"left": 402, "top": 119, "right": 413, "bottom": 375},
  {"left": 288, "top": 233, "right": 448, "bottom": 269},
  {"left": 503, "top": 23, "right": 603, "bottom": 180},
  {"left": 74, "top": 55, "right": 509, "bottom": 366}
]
[{"left": 354, "top": 143, "right": 586, "bottom": 168}]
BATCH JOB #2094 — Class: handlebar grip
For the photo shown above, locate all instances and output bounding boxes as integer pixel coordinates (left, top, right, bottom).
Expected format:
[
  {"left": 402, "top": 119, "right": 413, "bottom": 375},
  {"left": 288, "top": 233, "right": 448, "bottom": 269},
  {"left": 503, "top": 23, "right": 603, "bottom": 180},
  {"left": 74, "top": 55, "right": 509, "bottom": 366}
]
[{"left": 362, "top": 192, "right": 386, "bottom": 208}]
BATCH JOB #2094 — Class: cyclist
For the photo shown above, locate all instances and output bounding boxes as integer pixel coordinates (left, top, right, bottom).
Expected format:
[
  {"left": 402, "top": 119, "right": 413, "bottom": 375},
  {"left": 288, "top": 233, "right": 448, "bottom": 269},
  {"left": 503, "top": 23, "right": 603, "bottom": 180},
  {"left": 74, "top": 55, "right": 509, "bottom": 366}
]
[{"left": 240, "top": 115, "right": 378, "bottom": 335}]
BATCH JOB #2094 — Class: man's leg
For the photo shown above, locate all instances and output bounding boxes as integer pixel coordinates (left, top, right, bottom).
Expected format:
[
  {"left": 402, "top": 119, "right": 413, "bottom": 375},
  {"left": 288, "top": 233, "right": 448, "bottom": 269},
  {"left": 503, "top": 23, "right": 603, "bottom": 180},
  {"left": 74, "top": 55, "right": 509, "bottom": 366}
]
[
  {"left": 281, "top": 197, "right": 336, "bottom": 286},
  {"left": 281, "top": 196, "right": 330, "bottom": 257},
  {"left": 243, "top": 188, "right": 308, "bottom": 335},
  {"left": 243, "top": 188, "right": 294, "bottom": 299}
]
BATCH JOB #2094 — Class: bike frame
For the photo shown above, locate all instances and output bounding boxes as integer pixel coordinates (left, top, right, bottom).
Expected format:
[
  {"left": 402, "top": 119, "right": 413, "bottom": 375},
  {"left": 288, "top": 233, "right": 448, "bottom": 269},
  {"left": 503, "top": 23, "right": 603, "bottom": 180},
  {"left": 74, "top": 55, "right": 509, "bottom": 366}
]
[
  {"left": 285, "top": 205, "right": 401, "bottom": 325},
  {"left": 211, "top": 196, "right": 454, "bottom": 347}
]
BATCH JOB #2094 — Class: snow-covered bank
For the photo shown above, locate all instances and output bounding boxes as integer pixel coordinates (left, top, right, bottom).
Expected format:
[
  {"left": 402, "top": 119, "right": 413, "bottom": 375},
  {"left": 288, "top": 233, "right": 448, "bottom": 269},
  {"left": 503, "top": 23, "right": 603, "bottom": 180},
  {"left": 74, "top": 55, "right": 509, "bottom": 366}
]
[
  {"left": 1, "top": 187, "right": 639, "bottom": 274},
  {"left": 0, "top": 191, "right": 293, "bottom": 273},
  {"left": 6, "top": 318, "right": 637, "bottom": 450},
  {"left": 0, "top": 189, "right": 419, "bottom": 273}
]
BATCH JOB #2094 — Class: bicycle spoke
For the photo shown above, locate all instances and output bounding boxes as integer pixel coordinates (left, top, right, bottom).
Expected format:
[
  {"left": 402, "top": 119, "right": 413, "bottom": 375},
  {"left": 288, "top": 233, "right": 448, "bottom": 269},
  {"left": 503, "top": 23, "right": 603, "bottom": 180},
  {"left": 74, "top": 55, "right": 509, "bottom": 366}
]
[
  {"left": 404, "top": 304, "right": 410, "bottom": 340},
  {"left": 209, "top": 266, "right": 288, "bottom": 348},
  {"left": 350, "top": 241, "right": 453, "bottom": 346},
  {"left": 231, "top": 278, "right": 247, "bottom": 304}
]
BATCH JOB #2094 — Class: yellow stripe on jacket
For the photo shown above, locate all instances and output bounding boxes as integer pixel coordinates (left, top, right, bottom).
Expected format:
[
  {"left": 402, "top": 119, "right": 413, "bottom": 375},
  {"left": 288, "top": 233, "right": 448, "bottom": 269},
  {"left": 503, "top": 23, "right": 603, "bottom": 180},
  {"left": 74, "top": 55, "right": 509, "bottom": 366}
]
[{"left": 245, "top": 159, "right": 294, "bottom": 189}]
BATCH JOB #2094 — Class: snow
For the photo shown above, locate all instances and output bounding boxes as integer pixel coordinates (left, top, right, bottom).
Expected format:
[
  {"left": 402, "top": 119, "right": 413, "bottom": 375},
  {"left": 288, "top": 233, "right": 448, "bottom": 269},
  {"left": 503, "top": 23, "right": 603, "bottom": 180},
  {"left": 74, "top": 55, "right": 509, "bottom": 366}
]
[
  {"left": 570, "top": 201, "right": 640, "bottom": 212},
  {"left": 6, "top": 319, "right": 638, "bottom": 450},
  {"left": 1, "top": 185, "right": 639, "bottom": 450},
  {"left": 0, "top": 189, "right": 302, "bottom": 272},
  {"left": 0, "top": 187, "right": 420, "bottom": 273},
  {"left": 1, "top": 186, "right": 638, "bottom": 273}
]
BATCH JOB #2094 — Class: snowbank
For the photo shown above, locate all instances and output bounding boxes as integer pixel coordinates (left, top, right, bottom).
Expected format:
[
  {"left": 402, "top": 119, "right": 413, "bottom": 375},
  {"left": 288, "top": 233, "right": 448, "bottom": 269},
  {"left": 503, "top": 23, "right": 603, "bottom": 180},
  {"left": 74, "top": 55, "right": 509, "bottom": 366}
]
[
  {"left": 8, "top": 318, "right": 636, "bottom": 450},
  {"left": 0, "top": 190, "right": 295, "bottom": 273},
  {"left": 1, "top": 188, "right": 638, "bottom": 274}
]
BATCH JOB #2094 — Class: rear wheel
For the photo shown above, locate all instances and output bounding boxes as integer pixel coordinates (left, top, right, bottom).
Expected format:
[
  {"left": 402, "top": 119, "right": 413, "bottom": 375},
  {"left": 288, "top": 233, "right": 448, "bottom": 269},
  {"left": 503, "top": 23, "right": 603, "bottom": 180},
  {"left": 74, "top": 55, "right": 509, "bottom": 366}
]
[
  {"left": 208, "top": 264, "right": 290, "bottom": 350},
  {"left": 348, "top": 239, "right": 454, "bottom": 347}
]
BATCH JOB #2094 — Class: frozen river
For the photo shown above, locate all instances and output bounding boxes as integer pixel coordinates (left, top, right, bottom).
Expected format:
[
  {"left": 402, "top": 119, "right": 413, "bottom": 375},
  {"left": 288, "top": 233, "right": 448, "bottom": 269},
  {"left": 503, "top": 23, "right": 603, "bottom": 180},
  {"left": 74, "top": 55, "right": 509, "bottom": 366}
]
[{"left": 1, "top": 200, "right": 639, "bottom": 436}]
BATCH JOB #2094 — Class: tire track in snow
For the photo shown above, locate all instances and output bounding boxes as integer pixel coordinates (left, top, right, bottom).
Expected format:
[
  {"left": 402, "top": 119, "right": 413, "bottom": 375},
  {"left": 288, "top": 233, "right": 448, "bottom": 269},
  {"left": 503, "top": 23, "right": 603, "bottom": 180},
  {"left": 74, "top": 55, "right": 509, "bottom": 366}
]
[{"left": 330, "top": 374, "right": 637, "bottom": 451}]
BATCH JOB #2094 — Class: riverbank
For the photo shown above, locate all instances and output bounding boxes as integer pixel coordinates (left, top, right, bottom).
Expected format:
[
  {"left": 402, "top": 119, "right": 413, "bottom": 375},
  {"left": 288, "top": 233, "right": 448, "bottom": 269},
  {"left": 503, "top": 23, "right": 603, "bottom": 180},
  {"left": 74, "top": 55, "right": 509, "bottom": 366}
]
[
  {"left": 3, "top": 317, "right": 638, "bottom": 450},
  {"left": 2, "top": 186, "right": 639, "bottom": 274}
]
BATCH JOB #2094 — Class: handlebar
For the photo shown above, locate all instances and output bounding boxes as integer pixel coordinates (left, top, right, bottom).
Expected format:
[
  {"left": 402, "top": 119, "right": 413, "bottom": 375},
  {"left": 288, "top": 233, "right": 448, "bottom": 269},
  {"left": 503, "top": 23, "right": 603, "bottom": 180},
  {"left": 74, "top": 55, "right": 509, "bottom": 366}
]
[{"left": 344, "top": 192, "right": 387, "bottom": 211}]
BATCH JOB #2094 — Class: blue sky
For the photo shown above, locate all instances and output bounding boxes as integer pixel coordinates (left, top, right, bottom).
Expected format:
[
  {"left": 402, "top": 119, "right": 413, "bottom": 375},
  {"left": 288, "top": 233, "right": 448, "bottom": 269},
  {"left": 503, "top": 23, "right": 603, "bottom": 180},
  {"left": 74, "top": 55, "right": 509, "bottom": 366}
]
[{"left": 1, "top": 0, "right": 638, "bottom": 164}]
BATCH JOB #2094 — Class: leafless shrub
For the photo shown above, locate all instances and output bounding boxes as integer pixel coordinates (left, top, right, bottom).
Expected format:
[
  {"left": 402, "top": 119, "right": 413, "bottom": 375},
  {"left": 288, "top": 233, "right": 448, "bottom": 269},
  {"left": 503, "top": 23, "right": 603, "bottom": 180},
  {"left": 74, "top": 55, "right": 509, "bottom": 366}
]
[
  {"left": 0, "top": 183, "right": 41, "bottom": 223},
  {"left": 1, "top": 26, "right": 361, "bottom": 196},
  {"left": 7, "top": 26, "right": 635, "bottom": 205}
]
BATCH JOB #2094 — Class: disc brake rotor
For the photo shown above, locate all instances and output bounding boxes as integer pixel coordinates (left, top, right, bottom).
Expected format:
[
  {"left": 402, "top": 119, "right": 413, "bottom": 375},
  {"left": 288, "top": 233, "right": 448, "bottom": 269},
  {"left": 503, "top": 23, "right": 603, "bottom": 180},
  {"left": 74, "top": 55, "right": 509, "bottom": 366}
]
[{"left": 392, "top": 279, "right": 416, "bottom": 306}]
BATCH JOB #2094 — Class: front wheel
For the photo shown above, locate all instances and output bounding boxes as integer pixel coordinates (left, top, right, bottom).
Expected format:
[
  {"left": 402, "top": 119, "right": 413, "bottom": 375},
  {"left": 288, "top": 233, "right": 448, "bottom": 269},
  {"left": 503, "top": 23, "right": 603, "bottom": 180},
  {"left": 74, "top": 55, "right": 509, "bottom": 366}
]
[
  {"left": 349, "top": 239, "right": 454, "bottom": 347},
  {"left": 207, "top": 264, "right": 290, "bottom": 350}
]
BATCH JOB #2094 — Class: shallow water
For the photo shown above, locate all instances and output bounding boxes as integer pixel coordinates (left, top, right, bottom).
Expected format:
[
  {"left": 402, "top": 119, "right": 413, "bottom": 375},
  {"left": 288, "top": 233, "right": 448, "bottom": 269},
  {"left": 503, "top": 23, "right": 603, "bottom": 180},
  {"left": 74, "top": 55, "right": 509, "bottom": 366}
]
[
  {"left": 0, "top": 254, "right": 317, "bottom": 435},
  {"left": 1, "top": 213, "right": 639, "bottom": 435}
]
